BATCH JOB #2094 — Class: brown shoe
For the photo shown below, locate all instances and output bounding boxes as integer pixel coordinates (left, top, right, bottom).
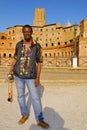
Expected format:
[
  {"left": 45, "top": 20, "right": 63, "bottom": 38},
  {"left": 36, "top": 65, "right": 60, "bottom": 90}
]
[
  {"left": 37, "top": 121, "right": 49, "bottom": 129},
  {"left": 18, "top": 116, "right": 28, "bottom": 124}
]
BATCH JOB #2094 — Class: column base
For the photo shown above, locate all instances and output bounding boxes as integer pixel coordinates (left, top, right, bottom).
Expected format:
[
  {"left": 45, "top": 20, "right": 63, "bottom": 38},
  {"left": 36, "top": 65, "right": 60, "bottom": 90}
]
[{"left": 72, "top": 57, "right": 78, "bottom": 68}]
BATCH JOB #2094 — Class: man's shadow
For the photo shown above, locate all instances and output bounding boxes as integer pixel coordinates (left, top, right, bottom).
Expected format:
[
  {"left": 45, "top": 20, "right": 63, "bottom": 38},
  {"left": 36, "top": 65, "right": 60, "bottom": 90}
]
[
  {"left": 29, "top": 107, "right": 70, "bottom": 130},
  {"left": 27, "top": 85, "right": 70, "bottom": 130}
]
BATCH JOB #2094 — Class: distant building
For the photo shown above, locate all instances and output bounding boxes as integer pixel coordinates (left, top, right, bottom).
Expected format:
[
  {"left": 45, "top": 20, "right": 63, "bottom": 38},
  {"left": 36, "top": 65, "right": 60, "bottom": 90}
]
[{"left": 0, "top": 8, "right": 87, "bottom": 67}]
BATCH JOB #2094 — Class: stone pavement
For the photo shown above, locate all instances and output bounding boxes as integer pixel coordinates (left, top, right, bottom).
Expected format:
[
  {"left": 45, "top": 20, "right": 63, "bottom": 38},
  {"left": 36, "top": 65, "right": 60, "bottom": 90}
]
[
  {"left": 40, "top": 70, "right": 87, "bottom": 85},
  {"left": 0, "top": 66, "right": 87, "bottom": 85},
  {"left": 0, "top": 67, "right": 87, "bottom": 130},
  {"left": 0, "top": 82, "right": 87, "bottom": 130}
]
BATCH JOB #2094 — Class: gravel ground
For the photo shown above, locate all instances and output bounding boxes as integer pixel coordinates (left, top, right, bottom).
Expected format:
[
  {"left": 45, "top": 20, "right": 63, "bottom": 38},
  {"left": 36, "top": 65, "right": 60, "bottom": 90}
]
[{"left": 0, "top": 82, "right": 87, "bottom": 130}]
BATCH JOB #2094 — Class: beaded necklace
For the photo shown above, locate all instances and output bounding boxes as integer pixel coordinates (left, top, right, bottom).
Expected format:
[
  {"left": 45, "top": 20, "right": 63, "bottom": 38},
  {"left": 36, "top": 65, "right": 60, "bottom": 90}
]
[{"left": 19, "top": 38, "right": 36, "bottom": 76}]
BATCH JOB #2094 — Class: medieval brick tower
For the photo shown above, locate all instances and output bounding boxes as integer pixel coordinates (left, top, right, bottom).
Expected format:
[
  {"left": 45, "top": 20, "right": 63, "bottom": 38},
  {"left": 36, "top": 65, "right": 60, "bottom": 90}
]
[{"left": 33, "top": 8, "right": 45, "bottom": 26}]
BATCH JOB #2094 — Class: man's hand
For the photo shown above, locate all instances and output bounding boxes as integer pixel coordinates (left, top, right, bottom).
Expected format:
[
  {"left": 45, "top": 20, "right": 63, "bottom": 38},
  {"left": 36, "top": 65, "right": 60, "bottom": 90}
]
[{"left": 35, "top": 77, "right": 40, "bottom": 87}]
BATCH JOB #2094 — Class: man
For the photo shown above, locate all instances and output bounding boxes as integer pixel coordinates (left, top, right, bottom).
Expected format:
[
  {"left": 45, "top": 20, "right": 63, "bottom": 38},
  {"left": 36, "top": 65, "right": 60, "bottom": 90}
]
[{"left": 9, "top": 24, "right": 49, "bottom": 129}]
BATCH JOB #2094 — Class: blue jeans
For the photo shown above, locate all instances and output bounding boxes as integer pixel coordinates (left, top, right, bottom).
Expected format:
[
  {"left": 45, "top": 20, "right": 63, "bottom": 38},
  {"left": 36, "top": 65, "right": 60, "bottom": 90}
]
[{"left": 14, "top": 76, "right": 44, "bottom": 122}]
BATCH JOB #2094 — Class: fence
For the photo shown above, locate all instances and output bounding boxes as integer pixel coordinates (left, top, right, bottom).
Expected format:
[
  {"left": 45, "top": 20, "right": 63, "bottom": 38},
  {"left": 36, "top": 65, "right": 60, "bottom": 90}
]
[
  {"left": 42, "top": 57, "right": 72, "bottom": 67},
  {"left": 0, "top": 56, "right": 87, "bottom": 67}
]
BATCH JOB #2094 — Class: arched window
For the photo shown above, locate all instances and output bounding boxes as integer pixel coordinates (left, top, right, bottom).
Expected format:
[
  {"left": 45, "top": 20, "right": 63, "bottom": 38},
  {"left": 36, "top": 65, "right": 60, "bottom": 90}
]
[
  {"left": 9, "top": 31, "right": 11, "bottom": 35},
  {"left": 46, "top": 43, "right": 48, "bottom": 47},
  {"left": 9, "top": 54, "right": 12, "bottom": 57},
  {"left": 58, "top": 42, "right": 60, "bottom": 45},
  {"left": 54, "top": 53, "right": 55, "bottom": 57},
  {"left": 1, "top": 36, "right": 6, "bottom": 39},
  {"left": 51, "top": 43, "right": 54, "bottom": 46},
  {"left": 13, "top": 30, "right": 15, "bottom": 34},
  {"left": 65, "top": 42, "right": 67, "bottom": 45},
  {"left": 65, "top": 52, "right": 67, "bottom": 56},
  {"left": 40, "top": 29, "right": 42, "bottom": 32},
  {"left": 45, "top": 53, "right": 47, "bottom": 57},
  {"left": 3, "top": 53, "right": 6, "bottom": 57},
  {"left": 13, "top": 37, "right": 15, "bottom": 40},
  {"left": 58, "top": 52, "right": 60, "bottom": 57},
  {"left": 62, "top": 52, "right": 64, "bottom": 57},
  {"left": 71, "top": 51, "right": 73, "bottom": 56},
  {"left": 68, "top": 51, "right": 70, "bottom": 56},
  {"left": 49, "top": 53, "right": 51, "bottom": 57}
]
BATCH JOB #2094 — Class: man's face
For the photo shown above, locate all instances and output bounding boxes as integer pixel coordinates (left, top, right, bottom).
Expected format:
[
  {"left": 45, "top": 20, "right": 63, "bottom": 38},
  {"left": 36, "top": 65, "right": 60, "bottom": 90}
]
[{"left": 23, "top": 27, "right": 32, "bottom": 42}]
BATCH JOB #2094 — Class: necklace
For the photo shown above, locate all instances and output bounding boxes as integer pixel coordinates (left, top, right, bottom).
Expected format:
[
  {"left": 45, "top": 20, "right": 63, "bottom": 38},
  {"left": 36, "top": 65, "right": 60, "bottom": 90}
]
[
  {"left": 19, "top": 37, "right": 37, "bottom": 76},
  {"left": 20, "top": 43, "right": 31, "bottom": 75}
]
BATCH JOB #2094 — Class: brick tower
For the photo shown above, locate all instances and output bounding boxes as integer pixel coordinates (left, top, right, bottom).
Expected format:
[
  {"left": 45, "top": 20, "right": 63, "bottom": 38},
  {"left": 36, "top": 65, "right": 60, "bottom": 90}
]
[{"left": 33, "top": 8, "right": 45, "bottom": 26}]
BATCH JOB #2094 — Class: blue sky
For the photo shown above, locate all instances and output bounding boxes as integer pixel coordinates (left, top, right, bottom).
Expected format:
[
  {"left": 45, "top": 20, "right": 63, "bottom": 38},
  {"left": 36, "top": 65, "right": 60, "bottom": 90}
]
[{"left": 0, "top": 0, "right": 87, "bottom": 32}]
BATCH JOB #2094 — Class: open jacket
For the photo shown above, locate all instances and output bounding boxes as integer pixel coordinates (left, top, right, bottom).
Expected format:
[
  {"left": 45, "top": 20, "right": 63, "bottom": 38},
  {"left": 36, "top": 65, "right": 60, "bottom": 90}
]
[{"left": 13, "top": 40, "right": 42, "bottom": 79}]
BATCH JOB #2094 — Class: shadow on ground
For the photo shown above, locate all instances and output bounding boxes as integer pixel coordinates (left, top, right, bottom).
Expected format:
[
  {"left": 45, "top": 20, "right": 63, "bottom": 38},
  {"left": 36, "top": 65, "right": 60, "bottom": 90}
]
[
  {"left": 16, "top": 83, "right": 70, "bottom": 130},
  {"left": 29, "top": 107, "right": 70, "bottom": 130}
]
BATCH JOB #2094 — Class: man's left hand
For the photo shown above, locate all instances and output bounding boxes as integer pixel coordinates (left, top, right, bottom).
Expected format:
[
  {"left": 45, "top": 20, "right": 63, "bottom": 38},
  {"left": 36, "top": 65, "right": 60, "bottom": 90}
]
[{"left": 35, "top": 77, "right": 40, "bottom": 87}]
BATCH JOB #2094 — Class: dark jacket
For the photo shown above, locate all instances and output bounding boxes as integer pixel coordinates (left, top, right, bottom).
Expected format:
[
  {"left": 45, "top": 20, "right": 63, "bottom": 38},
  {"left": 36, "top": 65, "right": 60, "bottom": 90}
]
[{"left": 13, "top": 40, "right": 42, "bottom": 79}]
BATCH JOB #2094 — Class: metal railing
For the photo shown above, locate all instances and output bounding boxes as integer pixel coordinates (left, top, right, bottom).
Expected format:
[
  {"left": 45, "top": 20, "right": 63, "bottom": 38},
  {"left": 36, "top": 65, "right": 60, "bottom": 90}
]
[
  {"left": 78, "top": 57, "right": 87, "bottom": 67},
  {"left": 0, "top": 56, "right": 87, "bottom": 67},
  {"left": 0, "top": 57, "right": 12, "bottom": 66},
  {"left": 42, "top": 57, "right": 73, "bottom": 67}
]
